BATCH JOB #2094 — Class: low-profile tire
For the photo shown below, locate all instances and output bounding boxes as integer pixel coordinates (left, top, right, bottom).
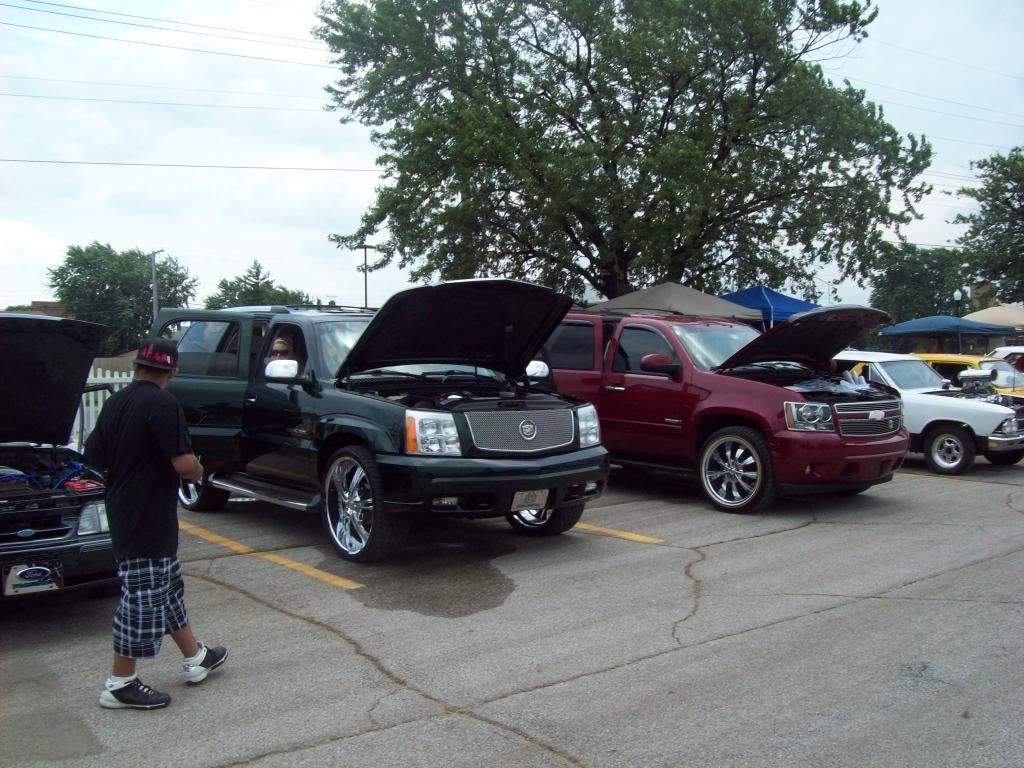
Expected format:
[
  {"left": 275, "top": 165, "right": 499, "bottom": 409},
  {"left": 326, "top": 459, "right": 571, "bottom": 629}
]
[
  {"left": 178, "top": 475, "right": 230, "bottom": 512},
  {"left": 699, "top": 427, "right": 776, "bottom": 513},
  {"left": 923, "top": 426, "right": 975, "bottom": 475},
  {"left": 506, "top": 503, "right": 584, "bottom": 536},
  {"left": 984, "top": 450, "right": 1024, "bottom": 466},
  {"left": 322, "top": 446, "right": 409, "bottom": 562}
]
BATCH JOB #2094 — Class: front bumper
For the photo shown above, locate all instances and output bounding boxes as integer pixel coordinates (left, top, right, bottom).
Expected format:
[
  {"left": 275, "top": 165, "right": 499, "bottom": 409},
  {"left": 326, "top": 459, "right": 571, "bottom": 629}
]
[
  {"left": 771, "top": 428, "right": 909, "bottom": 489},
  {"left": 377, "top": 445, "right": 609, "bottom": 516},
  {"left": 986, "top": 433, "right": 1024, "bottom": 452},
  {"left": 0, "top": 535, "right": 116, "bottom": 598}
]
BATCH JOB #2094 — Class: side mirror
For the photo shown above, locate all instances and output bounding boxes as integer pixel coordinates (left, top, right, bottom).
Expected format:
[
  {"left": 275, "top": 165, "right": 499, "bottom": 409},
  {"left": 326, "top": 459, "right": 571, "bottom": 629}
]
[
  {"left": 265, "top": 359, "right": 300, "bottom": 380},
  {"left": 941, "top": 379, "right": 952, "bottom": 390},
  {"left": 640, "top": 353, "right": 681, "bottom": 377},
  {"left": 526, "top": 360, "right": 551, "bottom": 379}
]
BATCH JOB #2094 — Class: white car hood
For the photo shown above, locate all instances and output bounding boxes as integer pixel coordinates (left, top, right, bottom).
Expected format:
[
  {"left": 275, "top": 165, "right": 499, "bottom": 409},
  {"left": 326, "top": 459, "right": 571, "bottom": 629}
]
[{"left": 898, "top": 389, "right": 1014, "bottom": 436}]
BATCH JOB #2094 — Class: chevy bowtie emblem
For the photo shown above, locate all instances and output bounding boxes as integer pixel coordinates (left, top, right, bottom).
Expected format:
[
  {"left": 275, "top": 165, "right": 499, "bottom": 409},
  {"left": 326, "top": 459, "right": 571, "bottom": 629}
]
[
  {"left": 519, "top": 419, "right": 538, "bottom": 441},
  {"left": 869, "top": 410, "right": 884, "bottom": 420}
]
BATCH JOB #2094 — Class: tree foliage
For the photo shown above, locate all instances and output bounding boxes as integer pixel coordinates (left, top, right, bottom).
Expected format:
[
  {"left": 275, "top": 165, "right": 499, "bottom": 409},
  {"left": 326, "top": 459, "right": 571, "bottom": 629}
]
[
  {"left": 48, "top": 242, "right": 198, "bottom": 356},
  {"left": 868, "top": 244, "right": 971, "bottom": 324},
  {"left": 203, "top": 260, "right": 311, "bottom": 309},
  {"left": 955, "top": 147, "right": 1024, "bottom": 302},
  {"left": 316, "top": 0, "right": 932, "bottom": 299}
]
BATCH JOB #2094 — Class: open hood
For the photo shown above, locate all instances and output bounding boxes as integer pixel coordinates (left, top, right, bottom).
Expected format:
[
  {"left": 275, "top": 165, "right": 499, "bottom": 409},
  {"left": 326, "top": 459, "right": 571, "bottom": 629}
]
[
  {"left": 337, "top": 279, "right": 572, "bottom": 379},
  {"left": 0, "top": 315, "right": 106, "bottom": 445},
  {"left": 717, "top": 305, "right": 892, "bottom": 372}
]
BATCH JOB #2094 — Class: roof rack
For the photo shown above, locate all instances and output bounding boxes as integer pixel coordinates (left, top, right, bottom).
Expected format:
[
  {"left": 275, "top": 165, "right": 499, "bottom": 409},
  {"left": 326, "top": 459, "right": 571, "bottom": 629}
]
[{"left": 283, "top": 303, "right": 377, "bottom": 313}]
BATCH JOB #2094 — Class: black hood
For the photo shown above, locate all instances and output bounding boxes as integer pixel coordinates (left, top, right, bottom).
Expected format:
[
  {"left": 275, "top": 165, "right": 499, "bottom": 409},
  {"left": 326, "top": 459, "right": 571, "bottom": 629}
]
[
  {"left": 0, "top": 314, "right": 106, "bottom": 445},
  {"left": 718, "top": 305, "right": 892, "bottom": 372},
  {"left": 337, "top": 279, "right": 572, "bottom": 378}
]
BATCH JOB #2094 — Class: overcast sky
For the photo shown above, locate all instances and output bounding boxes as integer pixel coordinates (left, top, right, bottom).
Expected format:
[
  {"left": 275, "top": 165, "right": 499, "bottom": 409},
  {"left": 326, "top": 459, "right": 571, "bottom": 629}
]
[{"left": 2, "top": 0, "right": 1022, "bottom": 314}]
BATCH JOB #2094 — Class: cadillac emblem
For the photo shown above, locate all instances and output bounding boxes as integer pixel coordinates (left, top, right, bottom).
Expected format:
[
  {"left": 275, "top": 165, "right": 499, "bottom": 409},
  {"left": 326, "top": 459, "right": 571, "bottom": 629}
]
[{"left": 518, "top": 419, "right": 538, "bottom": 441}]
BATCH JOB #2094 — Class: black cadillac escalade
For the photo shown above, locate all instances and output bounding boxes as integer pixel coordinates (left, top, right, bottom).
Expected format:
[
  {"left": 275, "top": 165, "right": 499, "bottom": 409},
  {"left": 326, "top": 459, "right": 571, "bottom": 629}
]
[{"left": 152, "top": 279, "right": 609, "bottom": 562}]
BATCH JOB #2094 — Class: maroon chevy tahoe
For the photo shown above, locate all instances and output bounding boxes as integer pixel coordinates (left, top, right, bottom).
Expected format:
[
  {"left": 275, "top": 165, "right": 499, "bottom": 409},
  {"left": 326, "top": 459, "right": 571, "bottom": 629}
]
[{"left": 544, "top": 305, "right": 909, "bottom": 513}]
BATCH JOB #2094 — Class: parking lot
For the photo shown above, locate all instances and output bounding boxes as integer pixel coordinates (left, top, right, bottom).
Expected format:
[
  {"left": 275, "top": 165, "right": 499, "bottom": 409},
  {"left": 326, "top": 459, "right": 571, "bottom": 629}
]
[{"left": 5, "top": 458, "right": 1024, "bottom": 768}]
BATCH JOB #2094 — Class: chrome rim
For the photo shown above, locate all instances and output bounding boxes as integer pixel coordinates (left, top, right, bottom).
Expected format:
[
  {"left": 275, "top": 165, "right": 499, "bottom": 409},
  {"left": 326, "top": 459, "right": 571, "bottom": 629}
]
[
  {"left": 179, "top": 479, "right": 201, "bottom": 507},
  {"left": 510, "top": 508, "right": 552, "bottom": 528},
  {"left": 930, "top": 433, "right": 964, "bottom": 470},
  {"left": 701, "top": 435, "right": 762, "bottom": 508},
  {"left": 325, "top": 457, "right": 373, "bottom": 555}
]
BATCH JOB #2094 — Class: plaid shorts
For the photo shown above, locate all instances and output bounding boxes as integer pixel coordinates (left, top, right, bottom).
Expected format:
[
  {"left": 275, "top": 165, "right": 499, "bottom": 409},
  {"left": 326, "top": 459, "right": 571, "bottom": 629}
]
[{"left": 112, "top": 557, "right": 189, "bottom": 659}]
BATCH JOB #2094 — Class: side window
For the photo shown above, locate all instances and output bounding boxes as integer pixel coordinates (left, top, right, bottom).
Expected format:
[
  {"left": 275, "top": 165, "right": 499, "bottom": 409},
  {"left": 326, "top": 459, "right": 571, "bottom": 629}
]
[
  {"left": 262, "top": 324, "right": 308, "bottom": 374},
  {"left": 160, "top": 320, "right": 239, "bottom": 377},
  {"left": 544, "top": 322, "right": 595, "bottom": 371},
  {"left": 931, "top": 362, "right": 966, "bottom": 381},
  {"left": 864, "top": 364, "right": 883, "bottom": 384},
  {"left": 612, "top": 326, "right": 676, "bottom": 374}
]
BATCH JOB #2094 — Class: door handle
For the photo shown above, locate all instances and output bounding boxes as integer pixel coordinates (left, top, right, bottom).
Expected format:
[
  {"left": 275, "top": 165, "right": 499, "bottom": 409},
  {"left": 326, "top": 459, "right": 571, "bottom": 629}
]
[
  {"left": 603, "top": 385, "right": 625, "bottom": 392},
  {"left": 245, "top": 395, "right": 257, "bottom": 403},
  {"left": 664, "top": 418, "right": 682, "bottom": 425}
]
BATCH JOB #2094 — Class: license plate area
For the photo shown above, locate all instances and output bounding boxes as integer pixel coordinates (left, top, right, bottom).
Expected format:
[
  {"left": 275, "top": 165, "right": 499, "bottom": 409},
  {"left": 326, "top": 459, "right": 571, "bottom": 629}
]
[
  {"left": 511, "top": 489, "right": 550, "bottom": 511},
  {"left": 3, "top": 563, "right": 62, "bottom": 596}
]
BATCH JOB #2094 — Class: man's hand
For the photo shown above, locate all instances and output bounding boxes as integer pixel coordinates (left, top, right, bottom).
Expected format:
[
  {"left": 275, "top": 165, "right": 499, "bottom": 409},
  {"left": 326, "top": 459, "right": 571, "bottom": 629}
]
[{"left": 172, "top": 453, "right": 203, "bottom": 482}]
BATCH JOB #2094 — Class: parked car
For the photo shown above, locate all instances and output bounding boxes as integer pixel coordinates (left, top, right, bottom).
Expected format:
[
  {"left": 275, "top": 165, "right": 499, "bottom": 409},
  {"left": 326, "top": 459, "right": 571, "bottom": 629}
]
[
  {"left": 0, "top": 313, "right": 116, "bottom": 599},
  {"left": 988, "top": 346, "right": 1024, "bottom": 373},
  {"left": 915, "top": 353, "right": 1024, "bottom": 401},
  {"left": 834, "top": 350, "right": 1024, "bottom": 472},
  {"left": 545, "top": 305, "right": 909, "bottom": 513},
  {"left": 150, "top": 279, "right": 609, "bottom": 562}
]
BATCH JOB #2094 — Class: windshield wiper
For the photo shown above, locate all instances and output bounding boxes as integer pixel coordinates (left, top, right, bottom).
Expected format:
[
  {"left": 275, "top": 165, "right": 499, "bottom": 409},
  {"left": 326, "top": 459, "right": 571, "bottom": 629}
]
[{"left": 350, "top": 368, "right": 428, "bottom": 379}]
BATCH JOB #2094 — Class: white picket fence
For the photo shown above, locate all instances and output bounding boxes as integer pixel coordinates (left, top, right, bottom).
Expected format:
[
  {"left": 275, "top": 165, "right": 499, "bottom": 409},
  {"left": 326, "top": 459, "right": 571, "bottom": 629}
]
[{"left": 69, "top": 367, "right": 134, "bottom": 449}]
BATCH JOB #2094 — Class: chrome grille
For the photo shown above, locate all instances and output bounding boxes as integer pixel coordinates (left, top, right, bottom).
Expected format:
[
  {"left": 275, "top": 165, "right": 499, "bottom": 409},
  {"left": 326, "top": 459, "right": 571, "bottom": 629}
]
[
  {"left": 464, "top": 409, "right": 575, "bottom": 453},
  {"left": 834, "top": 399, "right": 903, "bottom": 437}
]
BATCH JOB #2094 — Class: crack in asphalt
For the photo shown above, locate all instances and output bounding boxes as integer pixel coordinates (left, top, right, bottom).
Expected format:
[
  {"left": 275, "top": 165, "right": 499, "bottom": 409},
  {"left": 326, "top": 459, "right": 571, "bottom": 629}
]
[
  {"left": 186, "top": 572, "right": 585, "bottom": 768},
  {"left": 1006, "top": 489, "right": 1024, "bottom": 516}
]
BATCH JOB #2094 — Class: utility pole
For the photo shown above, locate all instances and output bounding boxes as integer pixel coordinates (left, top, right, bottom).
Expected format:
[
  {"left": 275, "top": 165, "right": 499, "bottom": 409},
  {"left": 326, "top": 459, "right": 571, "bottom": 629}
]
[
  {"left": 147, "top": 249, "right": 164, "bottom": 323},
  {"left": 353, "top": 244, "right": 377, "bottom": 308}
]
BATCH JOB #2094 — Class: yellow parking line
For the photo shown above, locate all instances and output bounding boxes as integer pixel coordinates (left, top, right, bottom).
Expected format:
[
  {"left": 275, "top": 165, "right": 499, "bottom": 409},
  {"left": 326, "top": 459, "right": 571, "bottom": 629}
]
[
  {"left": 576, "top": 522, "right": 663, "bottom": 544},
  {"left": 179, "top": 520, "right": 365, "bottom": 590}
]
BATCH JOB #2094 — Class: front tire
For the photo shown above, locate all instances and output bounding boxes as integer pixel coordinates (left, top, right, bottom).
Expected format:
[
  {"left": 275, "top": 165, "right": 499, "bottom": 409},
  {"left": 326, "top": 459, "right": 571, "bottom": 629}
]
[
  {"left": 984, "top": 450, "right": 1024, "bottom": 466},
  {"left": 923, "top": 426, "right": 975, "bottom": 475},
  {"left": 178, "top": 475, "right": 230, "bottom": 512},
  {"left": 699, "top": 427, "right": 775, "bottom": 513},
  {"left": 322, "top": 446, "right": 409, "bottom": 562},
  {"left": 506, "top": 503, "right": 584, "bottom": 536}
]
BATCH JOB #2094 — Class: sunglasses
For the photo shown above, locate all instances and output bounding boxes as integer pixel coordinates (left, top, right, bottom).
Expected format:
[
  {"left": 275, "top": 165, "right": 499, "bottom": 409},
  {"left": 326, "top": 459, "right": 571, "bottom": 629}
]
[{"left": 271, "top": 348, "right": 290, "bottom": 357}]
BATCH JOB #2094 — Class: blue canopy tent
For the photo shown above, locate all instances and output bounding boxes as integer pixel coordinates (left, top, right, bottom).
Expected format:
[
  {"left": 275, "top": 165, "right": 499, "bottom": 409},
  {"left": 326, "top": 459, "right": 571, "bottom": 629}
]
[
  {"left": 720, "top": 286, "right": 819, "bottom": 327},
  {"left": 878, "top": 315, "right": 1015, "bottom": 353}
]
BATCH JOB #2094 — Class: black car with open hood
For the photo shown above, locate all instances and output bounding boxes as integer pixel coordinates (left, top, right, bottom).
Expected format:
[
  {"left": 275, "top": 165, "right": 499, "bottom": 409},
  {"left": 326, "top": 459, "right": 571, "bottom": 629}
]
[
  {"left": 155, "top": 279, "right": 608, "bottom": 563},
  {"left": 0, "top": 314, "right": 116, "bottom": 599}
]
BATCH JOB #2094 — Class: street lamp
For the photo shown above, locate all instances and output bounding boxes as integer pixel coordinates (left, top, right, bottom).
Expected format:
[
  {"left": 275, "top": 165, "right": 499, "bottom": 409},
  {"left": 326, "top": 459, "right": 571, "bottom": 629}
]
[
  {"left": 953, "top": 288, "right": 963, "bottom": 353},
  {"left": 352, "top": 244, "right": 377, "bottom": 308}
]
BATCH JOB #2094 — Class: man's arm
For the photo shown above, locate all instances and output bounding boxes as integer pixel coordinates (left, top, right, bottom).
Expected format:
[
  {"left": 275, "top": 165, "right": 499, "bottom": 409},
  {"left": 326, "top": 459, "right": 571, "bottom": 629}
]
[{"left": 171, "top": 453, "right": 203, "bottom": 482}]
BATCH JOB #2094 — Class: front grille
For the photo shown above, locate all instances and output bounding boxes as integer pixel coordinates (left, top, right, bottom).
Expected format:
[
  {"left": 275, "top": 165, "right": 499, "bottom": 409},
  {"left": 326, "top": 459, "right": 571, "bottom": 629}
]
[
  {"left": 464, "top": 409, "right": 575, "bottom": 453},
  {"left": 0, "top": 513, "right": 73, "bottom": 544},
  {"left": 834, "top": 399, "right": 903, "bottom": 438}
]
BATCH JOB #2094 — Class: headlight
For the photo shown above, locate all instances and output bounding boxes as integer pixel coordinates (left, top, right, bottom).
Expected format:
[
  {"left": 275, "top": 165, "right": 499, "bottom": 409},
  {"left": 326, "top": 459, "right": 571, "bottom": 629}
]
[
  {"left": 78, "top": 501, "right": 108, "bottom": 535},
  {"left": 998, "top": 417, "right": 1022, "bottom": 435},
  {"left": 784, "top": 401, "right": 835, "bottom": 432},
  {"left": 577, "top": 404, "right": 601, "bottom": 446},
  {"left": 405, "top": 410, "right": 462, "bottom": 455}
]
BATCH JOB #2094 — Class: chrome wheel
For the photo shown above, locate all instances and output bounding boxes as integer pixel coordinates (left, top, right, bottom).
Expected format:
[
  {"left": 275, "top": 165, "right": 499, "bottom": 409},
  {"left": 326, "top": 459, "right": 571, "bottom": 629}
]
[
  {"left": 325, "top": 456, "right": 374, "bottom": 555},
  {"left": 701, "top": 434, "right": 763, "bottom": 509},
  {"left": 929, "top": 432, "right": 965, "bottom": 471}
]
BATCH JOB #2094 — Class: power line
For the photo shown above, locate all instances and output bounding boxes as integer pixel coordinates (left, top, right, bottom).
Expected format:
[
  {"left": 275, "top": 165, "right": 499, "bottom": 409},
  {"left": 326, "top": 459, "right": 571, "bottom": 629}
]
[
  {"left": 877, "top": 97, "right": 1024, "bottom": 130},
  {"left": 0, "top": 21, "right": 334, "bottom": 68},
  {"left": 0, "top": 158, "right": 379, "bottom": 172},
  {"left": 928, "top": 135, "right": 1016, "bottom": 151},
  {"left": 19, "top": 0, "right": 319, "bottom": 44},
  {"left": 0, "top": 74, "right": 324, "bottom": 100},
  {"left": 846, "top": 76, "right": 1024, "bottom": 120},
  {"left": 873, "top": 39, "right": 1024, "bottom": 83},
  {"left": 3, "top": 1, "right": 324, "bottom": 50},
  {"left": 1, "top": 92, "right": 327, "bottom": 112}
]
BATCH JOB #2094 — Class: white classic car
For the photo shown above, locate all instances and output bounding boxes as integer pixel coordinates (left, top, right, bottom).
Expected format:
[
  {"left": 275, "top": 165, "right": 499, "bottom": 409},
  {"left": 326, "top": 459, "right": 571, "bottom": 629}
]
[{"left": 834, "top": 350, "right": 1024, "bottom": 474}]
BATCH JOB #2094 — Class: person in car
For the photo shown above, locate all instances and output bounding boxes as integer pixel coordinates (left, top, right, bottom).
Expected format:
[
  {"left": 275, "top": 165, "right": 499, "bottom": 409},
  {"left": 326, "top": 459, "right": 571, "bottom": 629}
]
[{"left": 85, "top": 337, "right": 228, "bottom": 710}]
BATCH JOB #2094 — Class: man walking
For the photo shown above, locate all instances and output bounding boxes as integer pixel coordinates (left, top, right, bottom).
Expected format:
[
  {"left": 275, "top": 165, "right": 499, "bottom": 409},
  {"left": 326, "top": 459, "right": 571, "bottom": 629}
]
[{"left": 86, "top": 337, "right": 227, "bottom": 710}]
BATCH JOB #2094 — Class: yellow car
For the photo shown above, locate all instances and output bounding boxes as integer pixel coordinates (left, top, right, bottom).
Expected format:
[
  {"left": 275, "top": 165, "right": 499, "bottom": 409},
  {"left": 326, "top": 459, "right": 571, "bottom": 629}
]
[{"left": 914, "top": 353, "right": 1024, "bottom": 399}]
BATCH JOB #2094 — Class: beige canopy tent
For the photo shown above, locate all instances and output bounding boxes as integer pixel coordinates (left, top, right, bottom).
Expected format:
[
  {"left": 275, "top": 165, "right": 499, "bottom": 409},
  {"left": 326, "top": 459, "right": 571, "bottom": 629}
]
[
  {"left": 588, "top": 282, "right": 762, "bottom": 321},
  {"left": 963, "top": 304, "right": 1024, "bottom": 330}
]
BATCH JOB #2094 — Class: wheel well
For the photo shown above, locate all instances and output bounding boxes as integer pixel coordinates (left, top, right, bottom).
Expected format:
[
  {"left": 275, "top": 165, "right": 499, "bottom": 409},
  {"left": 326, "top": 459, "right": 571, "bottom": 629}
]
[
  {"left": 921, "top": 420, "right": 974, "bottom": 440},
  {"left": 696, "top": 415, "right": 765, "bottom": 449},
  {"left": 318, "top": 432, "right": 368, "bottom": 477}
]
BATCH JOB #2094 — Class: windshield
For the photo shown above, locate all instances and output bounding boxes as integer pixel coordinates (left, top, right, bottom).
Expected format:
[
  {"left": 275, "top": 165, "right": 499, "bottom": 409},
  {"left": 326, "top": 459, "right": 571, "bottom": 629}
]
[
  {"left": 980, "top": 359, "right": 1024, "bottom": 388},
  {"left": 878, "top": 359, "right": 946, "bottom": 390},
  {"left": 671, "top": 322, "right": 761, "bottom": 370},
  {"left": 317, "top": 320, "right": 369, "bottom": 375}
]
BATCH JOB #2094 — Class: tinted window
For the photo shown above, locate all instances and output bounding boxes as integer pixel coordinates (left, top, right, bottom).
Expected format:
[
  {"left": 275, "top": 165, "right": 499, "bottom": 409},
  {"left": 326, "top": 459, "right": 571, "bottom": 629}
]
[
  {"left": 545, "top": 322, "right": 595, "bottom": 370},
  {"left": 613, "top": 327, "right": 675, "bottom": 373},
  {"left": 161, "top": 320, "right": 238, "bottom": 377}
]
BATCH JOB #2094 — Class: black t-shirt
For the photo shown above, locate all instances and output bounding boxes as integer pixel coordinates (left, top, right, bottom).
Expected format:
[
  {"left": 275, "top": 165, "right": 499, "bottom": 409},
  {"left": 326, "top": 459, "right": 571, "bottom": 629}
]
[{"left": 85, "top": 380, "right": 193, "bottom": 559}]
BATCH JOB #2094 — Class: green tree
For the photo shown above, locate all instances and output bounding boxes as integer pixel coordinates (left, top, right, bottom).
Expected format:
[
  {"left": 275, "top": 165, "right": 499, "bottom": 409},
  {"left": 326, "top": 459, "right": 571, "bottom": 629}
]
[
  {"left": 868, "top": 244, "right": 970, "bottom": 324},
  {"left": 316, "top": 0, "right": 931, "bottom": 299},
  {"left": 48, "top": 242, "right": 198, "bottom": 355},
  {"left": 955, "top": 147, "right": 1024, "bottom": 302},
  {"left": 203, "top": 261, "right": 311, "bottom": 309}
]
